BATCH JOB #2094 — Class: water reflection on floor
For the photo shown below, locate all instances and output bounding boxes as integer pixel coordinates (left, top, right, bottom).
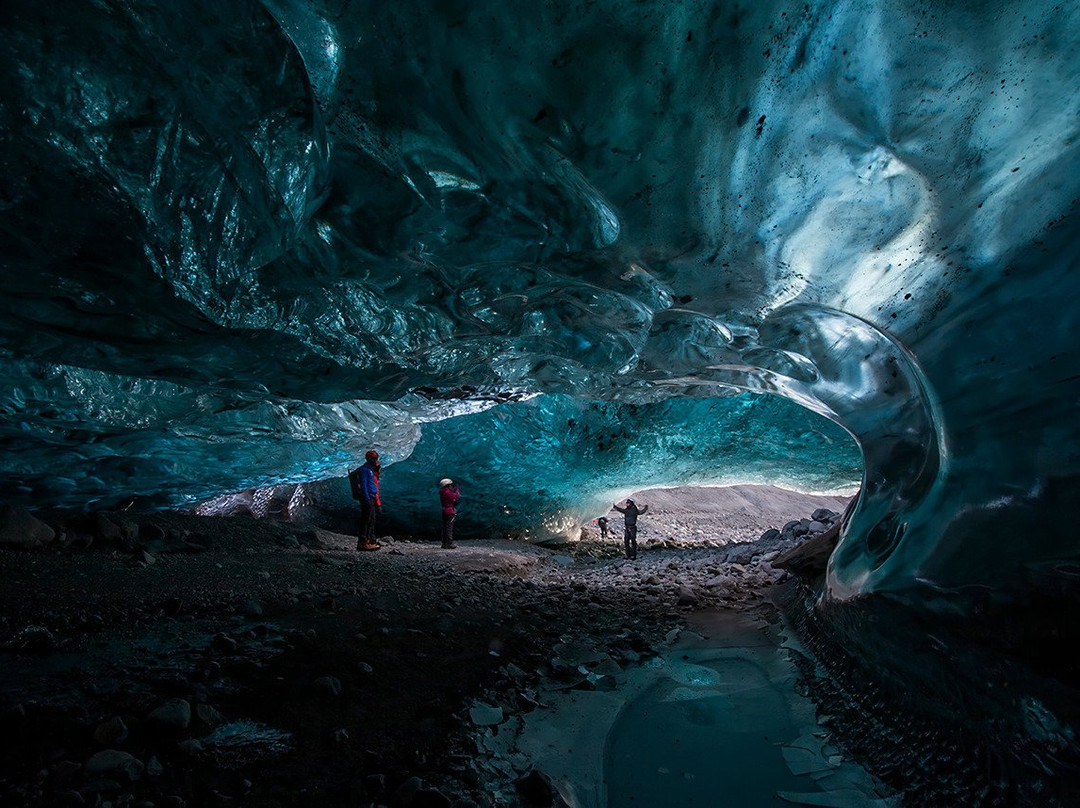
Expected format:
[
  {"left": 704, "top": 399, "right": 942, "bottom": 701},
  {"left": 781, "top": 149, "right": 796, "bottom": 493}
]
[{"left": 605, "top": 611, "right": 892, "bottom": 807}]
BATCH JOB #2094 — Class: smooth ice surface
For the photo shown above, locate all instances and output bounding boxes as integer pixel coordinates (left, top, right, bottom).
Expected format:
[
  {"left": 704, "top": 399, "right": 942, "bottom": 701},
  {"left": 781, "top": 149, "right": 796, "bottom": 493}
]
[{"left": 1, "top": 0, "right": 1079, "bottom": 599}]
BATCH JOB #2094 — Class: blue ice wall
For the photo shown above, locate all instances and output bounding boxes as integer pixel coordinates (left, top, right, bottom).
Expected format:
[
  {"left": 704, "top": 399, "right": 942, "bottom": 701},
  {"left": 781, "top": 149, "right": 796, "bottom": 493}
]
[
  {"left": 1, "top": 0, "right": 1079, "bottom": 601},
  {"left": 367, "top": 393, "right": 860, "bottom": 540}
]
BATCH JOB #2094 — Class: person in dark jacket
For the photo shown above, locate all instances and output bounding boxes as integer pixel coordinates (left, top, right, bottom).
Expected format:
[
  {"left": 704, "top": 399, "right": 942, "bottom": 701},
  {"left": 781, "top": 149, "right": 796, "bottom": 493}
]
[
  {"left": 613, "top": 498, "right": 648, "bottom": 559},
  {"left": 353, "top": 450, "right": 382, "bottom": 551},
  {"left": 438, "top": 478, "right": 460, "bottom": 549},
  {"left": 597, "top": 516, "right": 610, "bottom": 539}
]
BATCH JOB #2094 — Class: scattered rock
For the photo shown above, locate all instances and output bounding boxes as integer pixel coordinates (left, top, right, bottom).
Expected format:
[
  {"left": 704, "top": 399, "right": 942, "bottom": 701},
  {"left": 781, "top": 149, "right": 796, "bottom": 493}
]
[
  {"left": 312, "top": 675, "right": 342, "bottom": 696},
  {"left": 469, "top": 702, "right": 504, "bottom": 726},
  {"left": 676, "top": 586, "right": 698, "bottom": 605},
  {"left": 4, "top": 624, "right": 57, "bottom": 655},
  {"left": 394, "top": 776, "right": 422, "bottom": 805},
  {"left": 84, "top": 750, "right": 144, "bottom": 782},
  {"left": 147, "top": 698, "right": 191, "bottom": 730},
  {"left": 771, "top": 522, "right": 841, "bottom": 580},
  {"left": 211, "top": 634, "right": 238, "bottom": 653},
  {"left": 177, "top": 738, "right": 204, "bottom": 756},
  {"left": 134, "top": 548, "right": 157, "bottom": 565},
  {"left": 93, "top": 717, "right": 128, "bottom": 746},
  {"left": 0, "top": 504, "right": 55, "bottom": 547},
  {"left": 515, "top": 769, "right": 571, "bottom": 807},
  {"left": 195, "top": 704, "right": 225, "bottom": 728},
  {"left": 92, "top": 512, "right": 123, "bottom": 543},
  {"left": 139, "top": 523, "right": 166, "bottom": 543}
]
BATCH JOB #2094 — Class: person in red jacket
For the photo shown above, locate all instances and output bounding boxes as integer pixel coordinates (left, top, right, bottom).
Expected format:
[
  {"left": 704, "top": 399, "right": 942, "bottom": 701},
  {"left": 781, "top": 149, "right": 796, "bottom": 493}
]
[{"left": 438, "top": 478, "right": 460, "bottom": 549}]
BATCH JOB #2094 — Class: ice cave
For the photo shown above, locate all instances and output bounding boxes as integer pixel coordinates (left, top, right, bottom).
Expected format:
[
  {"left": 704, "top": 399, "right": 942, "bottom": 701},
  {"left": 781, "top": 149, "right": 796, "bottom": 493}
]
[{"left": 1, "top": 0, "right": 1078, "bottom": 805}]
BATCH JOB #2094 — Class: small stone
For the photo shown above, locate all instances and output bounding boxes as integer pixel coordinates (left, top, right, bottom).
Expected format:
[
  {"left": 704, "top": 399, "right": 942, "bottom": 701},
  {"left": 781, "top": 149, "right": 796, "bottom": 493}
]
[
  {"left": 211, "top": 634, "right": 238, "bottom": 653},
  {"left": 84, "top": 750, "right": 144, "bottom": 782},
  {"left": 195, "top": 703, "right": 224, "bottom": 728},
  {"left": 134, "top": 548, "right": 156, "bottom": 565},
  {"left": 177, "top": 738, "right": 204, "bottom": 756},
  {"left": 139, "top": 523, "right": 165, "bottom": 542},
  {"left": 589, "top": 674, "right": 618, "bottom": 691},
  {"left": 312, "top": 675, "right": 342, "bottom": 696},
  {"left": 515, "top": 769, "right": 570, "bottom": 807},
  {"left": 51, "top": 760, "right": 81, "bottom": 784},
  {"left": 147, "top": 698, "right": 191, "bottom": 730},
  {"left": 8, "top": 625, "right": 56, "bottom": 654},
  {"left": 0, "top": 504, "right": 55, "bottom": 547},
  {"left": 93, "top": 717, "right": 128, "bottom": 746},
  {"left": 394, "top": 776, "right": 423, "bottom": 806},
  {"left": 469, "top": 702, "right": 504, "bottom": 726},
  {"left": 78, "top": 777, "right": 123, "bottom": 796},
  {"left": 676, "top": 586, "right": 698, "bottom": 605}
]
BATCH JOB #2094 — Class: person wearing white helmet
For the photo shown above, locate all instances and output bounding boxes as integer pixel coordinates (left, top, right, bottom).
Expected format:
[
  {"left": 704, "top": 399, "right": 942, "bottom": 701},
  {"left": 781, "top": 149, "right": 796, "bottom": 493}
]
[{"left": 438, "top": 477, "right": 461, "bottom": 549}]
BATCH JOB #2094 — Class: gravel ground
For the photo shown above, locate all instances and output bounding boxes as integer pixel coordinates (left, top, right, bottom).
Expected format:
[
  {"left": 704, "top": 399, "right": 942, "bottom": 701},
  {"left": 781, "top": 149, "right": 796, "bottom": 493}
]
[{"left": 0, "top": 487, "right": 846, "bottom": 807}]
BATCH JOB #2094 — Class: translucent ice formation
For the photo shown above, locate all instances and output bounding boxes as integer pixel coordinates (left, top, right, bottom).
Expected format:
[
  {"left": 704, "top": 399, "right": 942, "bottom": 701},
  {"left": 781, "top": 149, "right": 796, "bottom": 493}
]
[{"left": 1, "top": 0, "right": 1079, "bottom": 602}]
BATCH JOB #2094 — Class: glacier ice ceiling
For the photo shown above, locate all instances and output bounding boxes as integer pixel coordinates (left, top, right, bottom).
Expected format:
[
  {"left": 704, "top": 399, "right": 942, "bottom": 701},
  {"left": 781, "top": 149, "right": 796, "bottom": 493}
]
[{"left": 1, "top": 0, "right": 1079, "bottom": 601}]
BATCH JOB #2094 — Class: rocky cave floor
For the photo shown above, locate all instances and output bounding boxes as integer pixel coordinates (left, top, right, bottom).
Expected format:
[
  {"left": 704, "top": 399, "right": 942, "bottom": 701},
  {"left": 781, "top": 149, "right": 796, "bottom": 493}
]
[{"left": 0, "top": 491, "right": 850, "bottom": 807}]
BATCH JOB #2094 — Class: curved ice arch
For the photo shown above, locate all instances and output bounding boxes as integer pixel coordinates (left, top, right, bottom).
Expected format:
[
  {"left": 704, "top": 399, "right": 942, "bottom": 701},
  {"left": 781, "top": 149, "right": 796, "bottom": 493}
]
[{"left": 644, "top": 304, "right": 942, "bottom": 599}]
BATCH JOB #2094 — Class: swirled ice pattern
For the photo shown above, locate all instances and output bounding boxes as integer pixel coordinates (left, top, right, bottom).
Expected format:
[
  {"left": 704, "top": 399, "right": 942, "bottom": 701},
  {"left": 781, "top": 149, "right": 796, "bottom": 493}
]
[{"left": 1, "top": 0, "right": 1078, "bottom": 601}]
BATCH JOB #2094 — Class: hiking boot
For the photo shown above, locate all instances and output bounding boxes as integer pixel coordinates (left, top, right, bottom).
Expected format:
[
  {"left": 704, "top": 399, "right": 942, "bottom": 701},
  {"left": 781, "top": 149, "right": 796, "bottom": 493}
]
[
  {"left": 357, "top": 541, "right": 381, "bottom": 551},
  {"left": 442, "top": 543, "right": 457, "bottom": 549}
]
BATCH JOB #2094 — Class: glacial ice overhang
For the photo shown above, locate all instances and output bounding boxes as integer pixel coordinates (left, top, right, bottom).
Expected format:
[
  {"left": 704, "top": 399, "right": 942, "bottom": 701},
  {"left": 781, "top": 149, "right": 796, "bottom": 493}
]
[{"left": 1, "top": 0, "right": 1078, "bottom": 601}]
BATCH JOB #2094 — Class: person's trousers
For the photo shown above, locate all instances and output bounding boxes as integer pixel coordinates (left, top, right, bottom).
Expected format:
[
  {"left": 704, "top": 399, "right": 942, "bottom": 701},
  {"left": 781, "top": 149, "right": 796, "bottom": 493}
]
[
  {"left": 442, "top": 512, "right": 456, "bottom": 547},
  {"left": 358, "top": 500, "right": 376, "bottom": 547},
  {"left": 624, "top": 524, "right": 637, "bottom": 558}
]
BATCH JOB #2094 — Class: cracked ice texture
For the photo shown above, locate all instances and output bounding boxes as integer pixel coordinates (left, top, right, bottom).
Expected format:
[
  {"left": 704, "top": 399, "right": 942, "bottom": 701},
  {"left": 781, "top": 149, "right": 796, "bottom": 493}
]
[{"left": 0, "top": 0, "right": 1078, "bottom": 599}]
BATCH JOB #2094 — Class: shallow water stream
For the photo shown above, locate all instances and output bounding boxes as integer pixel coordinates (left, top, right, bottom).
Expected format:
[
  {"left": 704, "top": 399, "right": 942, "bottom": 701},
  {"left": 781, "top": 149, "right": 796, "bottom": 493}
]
[
  {"left": 512, "top": 609, "right": 893, "bottom": 807},
  {"left": 607, "top": 611, "right": 816, "bottom": 806},
  {"left": 612, "top": 610, "right": 896, "bottom": 806}
]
